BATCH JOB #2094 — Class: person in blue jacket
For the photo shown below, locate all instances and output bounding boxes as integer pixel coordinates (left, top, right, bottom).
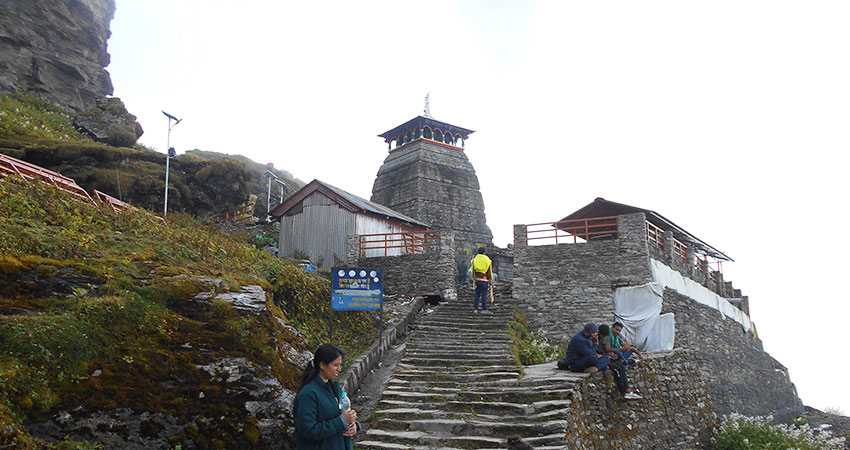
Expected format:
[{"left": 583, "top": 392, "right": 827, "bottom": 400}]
[
  {"left": 556, "top": 322, "right": 610, "bottom": 373},
  {"left": 293, "top": 344, "right": 357, "bottom": 450}
]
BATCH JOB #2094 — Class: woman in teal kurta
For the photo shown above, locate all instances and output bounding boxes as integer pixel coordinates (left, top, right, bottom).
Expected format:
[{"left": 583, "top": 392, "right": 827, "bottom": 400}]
[{"left": 293, "top": 344, "right": 357, "bottom": 450}]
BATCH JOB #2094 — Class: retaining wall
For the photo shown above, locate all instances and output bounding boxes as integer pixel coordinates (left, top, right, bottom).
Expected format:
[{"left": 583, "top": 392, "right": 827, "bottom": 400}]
[
  {"left": 566, "top": 349, "right": 714, "bottom": 449},
  {"left": 661, "top": 288, "right": 803, "bottom": 420},
  {"left": 346, "top": 231, "right": 457, "bottom": 299},
  {"left": 512, "top": 213, "right": 652, "bottom": 340}
]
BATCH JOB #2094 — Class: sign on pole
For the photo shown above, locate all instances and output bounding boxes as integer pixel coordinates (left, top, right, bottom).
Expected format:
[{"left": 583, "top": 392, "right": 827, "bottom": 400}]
[
  {"left": 332, "top": 268, "right": 382, "bottom": 311},
  {"left": 330, "top": 268, "right": 383, "bottom": 344}
]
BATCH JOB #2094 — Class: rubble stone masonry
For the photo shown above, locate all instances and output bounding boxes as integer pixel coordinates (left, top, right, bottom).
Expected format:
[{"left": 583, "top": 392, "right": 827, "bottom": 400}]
[
  {"left": 514, "top": 212, "right": 804, "bottom": 420},
  {"left": 371, "top": 140, "right": 492, "bottom": 260}
]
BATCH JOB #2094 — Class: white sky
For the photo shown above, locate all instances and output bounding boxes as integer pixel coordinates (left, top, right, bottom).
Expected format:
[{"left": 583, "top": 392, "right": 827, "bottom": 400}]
[{"left": 108, "top": 1, "right": 850, "bottom": 413}]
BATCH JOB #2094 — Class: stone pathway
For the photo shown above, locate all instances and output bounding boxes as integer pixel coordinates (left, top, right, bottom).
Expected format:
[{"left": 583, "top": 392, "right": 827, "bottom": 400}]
[{"left": 356, "top": 287, "right": 589, "bottom": 450}]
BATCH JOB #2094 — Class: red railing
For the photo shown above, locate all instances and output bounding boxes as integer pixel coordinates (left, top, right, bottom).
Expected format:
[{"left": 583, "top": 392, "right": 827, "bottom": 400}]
[
  {"left": 646, "top": 221, "right": 665, "bottom": 249},
  {"left": 526, "top": 216, "right": 619, "bottom": 245},
  {"left": 0, "top": 153, "right": 97, "bottom": 207},
  {"left": 673, "top": 237, "right": 688, "bottom": 262},
  {"left": 93, "top": 189, "right": 137, "bottom": 213},
  {"left": 213, "top": 203, "right": 255, "bottom": 223},
  {"left": 359, "top": 230, "right": 440, "bottom": 257},
  {"left": 1, "top": 153, "right": 166, "bottom": 223}
]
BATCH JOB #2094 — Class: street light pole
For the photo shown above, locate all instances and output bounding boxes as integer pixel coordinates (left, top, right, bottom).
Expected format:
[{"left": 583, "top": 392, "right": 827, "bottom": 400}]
[{"left": 162, "top": 111, "right": 181, "bottom": 216}]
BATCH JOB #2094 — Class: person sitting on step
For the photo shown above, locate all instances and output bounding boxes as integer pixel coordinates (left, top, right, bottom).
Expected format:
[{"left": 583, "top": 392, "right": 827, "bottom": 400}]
[
  {"left": 557, "top": 322, "right": 609, "bottom": 373},
  {"left": 598, "top": 324, "right": 642, "bottom": 400},
  {"left": 609, "top": 321, "right": 642, "bottom": 366}
]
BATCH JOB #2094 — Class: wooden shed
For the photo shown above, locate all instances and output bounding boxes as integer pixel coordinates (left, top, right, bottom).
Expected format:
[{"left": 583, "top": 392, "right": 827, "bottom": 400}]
[{"left": 269, "top": 179, "right": 430, "bottom": 270}]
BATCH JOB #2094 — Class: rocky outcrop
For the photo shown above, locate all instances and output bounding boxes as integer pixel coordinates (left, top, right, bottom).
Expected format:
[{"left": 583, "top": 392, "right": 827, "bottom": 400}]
[
  {"left": 0, "top": 0, "right": 143, "bottom": 146},
  {"left": 0, "top": 0, "right": 115, "bottom": 112},
  {"left": 25, "top": 280, "right": 313, "bottom": 449},
  {"left": 72, "top": 96, "right": 144, "bottom": 147}
]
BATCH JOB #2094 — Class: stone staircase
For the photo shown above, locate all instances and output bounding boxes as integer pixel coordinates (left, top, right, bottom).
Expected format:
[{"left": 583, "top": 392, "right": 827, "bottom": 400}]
[{"left": 357, "top": 284, "right": 587, "bottom": 450}]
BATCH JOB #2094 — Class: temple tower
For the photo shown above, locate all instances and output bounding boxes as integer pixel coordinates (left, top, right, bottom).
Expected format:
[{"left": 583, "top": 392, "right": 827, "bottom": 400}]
[{"left": 371, "top": 108, "right": 493, "bottom": 259}]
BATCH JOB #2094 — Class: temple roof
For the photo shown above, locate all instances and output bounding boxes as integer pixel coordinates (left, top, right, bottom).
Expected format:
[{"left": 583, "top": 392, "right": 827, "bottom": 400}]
[
  {"left": 378, "top": 116, "right": 475, "bottom": 144},
  {"left": 560, "top": 197, "right": 732, "bottom": 261},
  {"left": 270, "top": 179, "right": 430, "bottom": 228}
]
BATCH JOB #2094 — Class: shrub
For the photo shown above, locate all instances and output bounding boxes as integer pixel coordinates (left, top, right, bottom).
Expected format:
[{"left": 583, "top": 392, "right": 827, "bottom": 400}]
[
  {"left": 711, "top": 413, "right": 845, "bottom": 449},
  {"left": 509, "top": 309, "right": 566, "bottom": 365},
  {"left": 105, "top": 124, "right": 137, "bottom": 148}
]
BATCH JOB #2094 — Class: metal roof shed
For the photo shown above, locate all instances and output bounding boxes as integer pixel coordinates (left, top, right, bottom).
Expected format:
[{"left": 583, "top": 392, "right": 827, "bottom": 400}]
[{"left": 270, "top": 179, "right": 430, "bottom": 270}]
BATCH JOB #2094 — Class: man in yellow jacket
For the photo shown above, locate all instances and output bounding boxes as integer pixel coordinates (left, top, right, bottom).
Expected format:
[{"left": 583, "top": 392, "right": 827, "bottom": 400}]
[{"left": 471, "top": 247, "right": 493, "bottom": 314}]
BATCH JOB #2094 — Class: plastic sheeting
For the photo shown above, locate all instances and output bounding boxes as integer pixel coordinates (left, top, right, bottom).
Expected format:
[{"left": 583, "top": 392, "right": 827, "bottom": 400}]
[
  {"left": 613, "top": 283, "right": 676, "bottom": 351},
  {"left": 649, "top": 259, "right": 752, "bottom": 333}
]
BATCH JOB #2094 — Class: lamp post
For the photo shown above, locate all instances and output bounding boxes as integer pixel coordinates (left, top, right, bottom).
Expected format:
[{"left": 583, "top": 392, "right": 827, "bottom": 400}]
[
  {"left": 262, "top": 168, "right": 289, "bottom": 222},
  {"left": 162, "top": 111, "right": 181, "bottom": 216}
]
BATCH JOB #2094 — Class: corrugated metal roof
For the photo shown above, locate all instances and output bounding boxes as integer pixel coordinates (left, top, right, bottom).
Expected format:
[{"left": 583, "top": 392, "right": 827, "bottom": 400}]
[
  {"left": 560, "top": 197, "right": 732, "bottom": 261},
  {"left": 270, "top": 179, "right": 430, "bottom": 228}
]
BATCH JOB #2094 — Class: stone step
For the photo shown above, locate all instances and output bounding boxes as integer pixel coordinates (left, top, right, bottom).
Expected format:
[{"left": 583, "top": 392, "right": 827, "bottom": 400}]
[
  {"left": 394, "top": 363, "right": 520, "bottom": 374},
  {"left": 403, "top": 344, "right": 514, "bottom": 354},
  {"left": 375, "top": 406, "right": 570, "bottom": 422},
  {"left": 406, "top": 337, "right": 514, "bottom": 347},
  {"left": 372, "top": 417, "right": 567, "bottom": 436},
  {"left": 379, "top": 387, "right": 575, "bottom": 405},
  {"left": 388, "top": 379, "right": 578, "bottom": 395},
  {"left": 402, "top": 349, "right": 512, "bottom": 359},
  {"left": 389, "top": 372, "right": 521, "bottom": 383},
  {"left": 360, "top": 429, "right": 567, "bottom": 449},
  {"left": 399, "top": 356, "right": 516, "bottom": 366},
  {"left": 376, "top": 398, "right": 572, "bottom": 416}
]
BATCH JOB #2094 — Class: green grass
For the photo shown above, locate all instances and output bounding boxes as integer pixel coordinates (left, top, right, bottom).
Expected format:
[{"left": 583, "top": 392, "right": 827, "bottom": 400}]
[
  {"left": 0, "top": 93, "right": 84, "bottom": 141},
  {"left": 0, "top": 179, "right": 376, "bottom": 448}
]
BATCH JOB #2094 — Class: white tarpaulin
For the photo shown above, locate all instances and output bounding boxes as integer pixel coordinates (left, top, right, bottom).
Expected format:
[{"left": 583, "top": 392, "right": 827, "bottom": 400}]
[
  {"left": 612, "top": 282, "right": 675, "bottom": 351},
  {"left": 649, "top": 259, "right": 752, "bottom": 333}
]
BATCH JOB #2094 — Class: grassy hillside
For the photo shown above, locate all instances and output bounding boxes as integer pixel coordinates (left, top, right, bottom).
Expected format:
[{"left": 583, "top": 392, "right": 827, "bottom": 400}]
[
  {"left": 0, "top": 176, "right": 376, "bottom": 448},
  {"left": 0, "top": 93, "right": 302, "bottom": 220}
]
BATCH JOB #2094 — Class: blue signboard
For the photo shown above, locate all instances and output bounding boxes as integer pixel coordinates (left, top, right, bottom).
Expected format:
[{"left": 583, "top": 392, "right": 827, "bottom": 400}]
[{"left": 331, "top": 268, "right": 382, "bottom": 311}]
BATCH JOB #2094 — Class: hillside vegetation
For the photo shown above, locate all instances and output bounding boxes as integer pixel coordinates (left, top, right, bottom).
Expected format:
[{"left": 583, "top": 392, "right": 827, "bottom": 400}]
[
  {"left": 0, "top": 106, "right": 373, "bottom": 449},
  {"left": 0, "top": 93, "right": 302, "bottom": 219}
]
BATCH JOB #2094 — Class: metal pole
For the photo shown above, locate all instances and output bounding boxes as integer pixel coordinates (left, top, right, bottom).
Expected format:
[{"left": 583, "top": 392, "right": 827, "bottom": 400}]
[
  {"left": 163, "top": 119, "right": 171, "bottom": 216},
  {"left": 267, "top": 174, "right": 272, "bottom": 220},
  {"left": 330, "top": 307, "right": 333, "bottom": 345}
]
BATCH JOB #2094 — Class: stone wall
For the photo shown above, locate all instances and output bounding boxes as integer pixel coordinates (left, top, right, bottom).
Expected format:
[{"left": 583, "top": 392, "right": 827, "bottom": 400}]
[
  {"left": 347, "top": 231, "right": 457, "bottom": 299},
  {"left": 566, "top": 350, "right": 715, "bottom": 449},
  {"left": 661, "top": 288, "right": 804, "bottom": 421},
  {"left": 370, "top": 140, "right": 492, "bottom": 261},
  {"left": 512, "top": 213, "right": 653, "bottom": 341}
]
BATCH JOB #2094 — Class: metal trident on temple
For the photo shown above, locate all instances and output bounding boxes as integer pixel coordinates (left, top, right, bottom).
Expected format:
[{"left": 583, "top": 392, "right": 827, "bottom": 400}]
[{"left": 423, "top": 93, "right": 432, "bottom": 118}]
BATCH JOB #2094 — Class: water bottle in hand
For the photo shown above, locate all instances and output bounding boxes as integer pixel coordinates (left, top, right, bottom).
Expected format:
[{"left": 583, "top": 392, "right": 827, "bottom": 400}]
[{"left": 339, "top": 391, "right": 350, "bottom": 412}]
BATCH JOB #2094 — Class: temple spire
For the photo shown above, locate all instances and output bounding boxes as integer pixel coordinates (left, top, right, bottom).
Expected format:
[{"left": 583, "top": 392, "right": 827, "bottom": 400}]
[{"left": 423, "top": 92, "right": 432, "bottom": 118}]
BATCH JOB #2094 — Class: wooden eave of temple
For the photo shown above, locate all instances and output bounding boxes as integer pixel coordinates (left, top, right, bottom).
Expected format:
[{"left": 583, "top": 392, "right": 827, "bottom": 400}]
[
  {"left": 378, "top": 115, "right": 475, "bottom": 151},
  {"left": 560, "top": 197, "right": 733, "bottom": 261}
]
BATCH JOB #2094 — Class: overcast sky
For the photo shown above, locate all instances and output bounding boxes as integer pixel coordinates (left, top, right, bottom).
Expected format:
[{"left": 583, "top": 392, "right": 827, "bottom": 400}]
[{"left": 108, "top": 1, "right": 850, "bottom": 413}]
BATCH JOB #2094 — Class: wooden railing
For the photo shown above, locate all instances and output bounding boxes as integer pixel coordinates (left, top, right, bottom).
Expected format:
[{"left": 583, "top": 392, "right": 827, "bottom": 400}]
[
  {"left": 0, "top": 153, "right": 97, "bottom": 207},
  {"left": 645, "top": 221, "right": 665, "bottom": 249},
  {"left": 526, "top": 216, "right": 619, "bottom": 245},
  {"left": 213, "top": 203, "right": 255, "bottom": 223},
  {"left": 359, "top": 230, "right": 440, "bottom": 257}
]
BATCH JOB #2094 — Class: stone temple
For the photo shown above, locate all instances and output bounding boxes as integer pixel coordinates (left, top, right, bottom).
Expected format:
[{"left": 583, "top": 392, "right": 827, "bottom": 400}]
[{"left": 370, "top": 111, "right": 493, "bottom": 260}]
